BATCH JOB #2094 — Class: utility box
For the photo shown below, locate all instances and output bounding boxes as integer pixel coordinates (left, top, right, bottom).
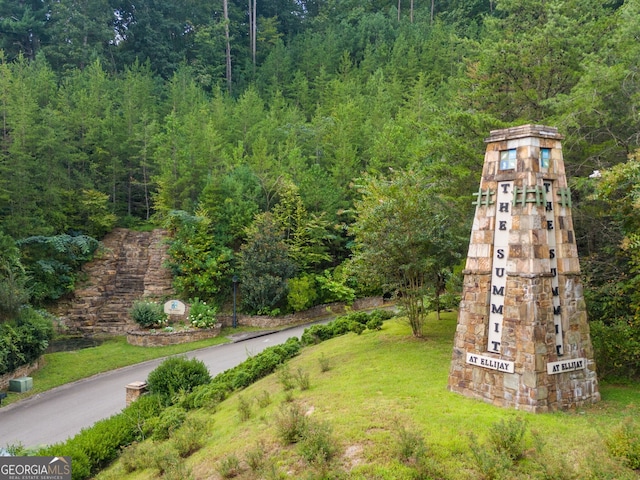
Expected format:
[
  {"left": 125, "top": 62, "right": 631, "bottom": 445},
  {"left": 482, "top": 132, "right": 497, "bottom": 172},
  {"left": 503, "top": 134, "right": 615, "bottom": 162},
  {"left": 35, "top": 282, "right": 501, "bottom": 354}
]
[{"left": 9, "top": 377, "right": 33, "bottom": 393}]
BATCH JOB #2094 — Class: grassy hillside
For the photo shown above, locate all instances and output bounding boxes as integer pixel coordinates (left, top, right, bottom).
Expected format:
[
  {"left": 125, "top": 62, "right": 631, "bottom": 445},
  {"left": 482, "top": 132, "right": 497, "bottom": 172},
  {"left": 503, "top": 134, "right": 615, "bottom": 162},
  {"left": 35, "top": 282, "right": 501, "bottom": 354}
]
[{"left": 96, "top": 314, "right": 640, "bottom": 480}]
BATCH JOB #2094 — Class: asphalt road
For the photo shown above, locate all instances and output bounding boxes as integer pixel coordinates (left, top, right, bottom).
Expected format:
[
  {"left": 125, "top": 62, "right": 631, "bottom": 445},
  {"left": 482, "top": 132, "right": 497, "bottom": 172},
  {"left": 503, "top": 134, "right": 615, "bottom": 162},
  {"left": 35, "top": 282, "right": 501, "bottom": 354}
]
[{"left": 0, "top": 324, "right": 313, "bottom": 449}]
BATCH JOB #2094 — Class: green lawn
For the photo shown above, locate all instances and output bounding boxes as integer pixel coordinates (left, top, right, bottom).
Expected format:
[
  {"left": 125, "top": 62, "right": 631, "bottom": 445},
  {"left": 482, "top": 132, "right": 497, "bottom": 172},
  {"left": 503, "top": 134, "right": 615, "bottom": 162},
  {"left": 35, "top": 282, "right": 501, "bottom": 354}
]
[
  {"left": 94, "top": 313, "right": 640, "bottom": 480},
  {"left": 2, "top": 327, "right": 249, "bottom": 405}
]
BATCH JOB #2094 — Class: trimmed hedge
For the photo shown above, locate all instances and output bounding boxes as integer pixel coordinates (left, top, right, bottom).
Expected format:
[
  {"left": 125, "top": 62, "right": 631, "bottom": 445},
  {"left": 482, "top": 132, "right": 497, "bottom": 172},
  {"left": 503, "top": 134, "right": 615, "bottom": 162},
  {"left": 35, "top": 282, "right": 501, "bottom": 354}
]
[
  {"left": 37, "top": 394, "right": 163, "bottom": 480},
  {"left": 185, "top": 337, "right": 301, "bottom": 409},
  {"left": 301, "top": 309, "right": 394, "bottom": 346},
  {"left": 32, "top": 311, "right": 393, "bottom": 479},
  {"left": 39, "top": 337, "right": 301, "bottom": 479}
]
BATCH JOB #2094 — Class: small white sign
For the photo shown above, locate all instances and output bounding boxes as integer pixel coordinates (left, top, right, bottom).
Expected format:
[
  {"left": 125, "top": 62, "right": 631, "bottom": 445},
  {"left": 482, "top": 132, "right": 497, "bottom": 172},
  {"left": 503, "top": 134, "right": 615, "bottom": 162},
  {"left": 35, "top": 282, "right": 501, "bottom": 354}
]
[
  {"left": 466, "top": 352, "right": 515, "bottom": 373},
  {"left": 164, "top": 299, "right": 186, "bottom": 315},
  {"left": 547, "top": 358, "right": 586, "bottom": 375}
]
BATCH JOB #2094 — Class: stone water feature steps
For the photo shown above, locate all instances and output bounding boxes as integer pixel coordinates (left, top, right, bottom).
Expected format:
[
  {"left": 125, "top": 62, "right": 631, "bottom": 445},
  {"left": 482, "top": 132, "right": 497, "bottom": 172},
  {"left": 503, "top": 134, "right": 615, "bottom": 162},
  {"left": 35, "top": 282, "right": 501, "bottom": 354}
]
[{"left": 53, "top": 228, "right": 174, "bottom": 335}]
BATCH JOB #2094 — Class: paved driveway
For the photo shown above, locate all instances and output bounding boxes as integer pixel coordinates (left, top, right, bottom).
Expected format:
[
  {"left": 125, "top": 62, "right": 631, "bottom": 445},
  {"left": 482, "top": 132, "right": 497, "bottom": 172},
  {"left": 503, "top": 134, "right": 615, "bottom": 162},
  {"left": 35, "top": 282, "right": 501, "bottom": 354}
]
[{"left": 0, "top": 325, "right": 311, "bottom": 449}]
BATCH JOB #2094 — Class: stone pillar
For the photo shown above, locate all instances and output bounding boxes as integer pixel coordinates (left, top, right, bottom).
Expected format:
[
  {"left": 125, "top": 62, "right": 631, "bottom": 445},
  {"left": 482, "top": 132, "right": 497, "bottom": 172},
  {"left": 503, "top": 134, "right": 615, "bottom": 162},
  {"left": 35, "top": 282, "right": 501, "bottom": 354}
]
[
  {"left": 448, "top": 125, "right": 600, "bottom": 412},
  {"left": 125, "top": 381, "right": 148, "bottom": 406}
]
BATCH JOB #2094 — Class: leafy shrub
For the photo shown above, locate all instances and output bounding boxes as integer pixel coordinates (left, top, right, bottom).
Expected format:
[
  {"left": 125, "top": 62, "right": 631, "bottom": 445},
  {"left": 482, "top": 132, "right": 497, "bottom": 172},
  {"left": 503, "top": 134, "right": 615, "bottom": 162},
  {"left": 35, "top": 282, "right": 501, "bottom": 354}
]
[
  {"left": 606, "top": 418, "right": 640, "bottom": 469},
  {"left": 590, "top": 319, "right": 640, "bottom": 381},
  {"left": 217, "top": 454, "right": 242, "bottom": 478},
  {"left": 188, "top": 298, "right": 218, "bottom": 328},
  {"left": 184, "top": 382, "right": 229, "bottom": 409},
  {"left": 395, "top": 425, "right": 426, "bottom": 463},
  {"left": 256, "top": 390, "right": 271, "bottom": 408},
  {"left": 130, "top": 300, "right": 167, "bottom": 329},
  {"left": 366, "top": 316, "right": 384, "bottom": 331},
  {"left": 17, "top": 234, "right": 100, "bottom": 305},
  {"left": 237, "top": 394, "right": 252, "bottom": 421},
  {"left": 121, "top": 441, "right": 156, "bottom": 473},
  {"left": 487, "top": 417, "right": 528, "bottom": 461},
  {"left": 467, "top": 418, "right": 529, "bottom": 480},
  {"left": 299, "top": 420, "right": 338, "bottom": 467},
  {"left": 0, "top": 308, "right": 54, "bottom": 375},
  {"left": 468, "top": 434, "right": 512, "bottom": 480},
  {"left": 295, "top": 367, "right": 311, "bottom": 390},
  {"left": 184, "top": 337, "right": 301, "bottom": 408},
  {"left": 351, "top": 322, "right": 366, "bottom": 335},
  {"left": 149, "top": 405, "right": 187, "bottom": 440},
  {"left": 245, "top": 441, "right": 267, "bottom": 472},
  {"left": 287, "top": 275, "right": 318, "bottom": 312},
  {"left": 315, "top": 269, "right": 356, "bottom": 304},
  {"left": 277, "top": 365, "right": 296, "bottom": 391},
  {"left": 300, "top": 309, "right": 394, "bottom": 345},
  {"left": 36, "top": 396, "right": 161, "bottom": 480},
  {"left": 147, "top": 356, "right": 211, "bottom": 406},
  {"left": 318, "top": 353, "right": 331, "bottom": 372},
  {"left": 274, "top": 402, "right": 309, "bottom": 445},
  {"left": 215, "top": 338, "right": 301, "bottom": 390},
  {"left": 150, "top": 444, "right": 187, "bottom": 478},
  {"left": 301, "top": 324, "right": 336, "bottom": 345},
  {"left": 172, "top": 416, "right": 209, "bottom": 458}
]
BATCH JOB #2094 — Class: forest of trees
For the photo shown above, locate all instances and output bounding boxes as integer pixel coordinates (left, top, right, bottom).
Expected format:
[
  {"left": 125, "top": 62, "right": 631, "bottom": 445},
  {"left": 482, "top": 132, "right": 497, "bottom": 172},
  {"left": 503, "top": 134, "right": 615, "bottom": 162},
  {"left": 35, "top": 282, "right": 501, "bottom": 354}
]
[{"left": 1, "top": 0, "right": 640, "bottom": 377}]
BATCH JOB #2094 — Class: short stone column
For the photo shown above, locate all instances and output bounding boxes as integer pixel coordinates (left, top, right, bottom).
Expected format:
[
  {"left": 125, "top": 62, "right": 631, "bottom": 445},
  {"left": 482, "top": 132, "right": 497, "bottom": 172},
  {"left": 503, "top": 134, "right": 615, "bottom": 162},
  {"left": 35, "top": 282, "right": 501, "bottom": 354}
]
[{"left": 125, "top": 381, "right": 148, "bottom": 406}]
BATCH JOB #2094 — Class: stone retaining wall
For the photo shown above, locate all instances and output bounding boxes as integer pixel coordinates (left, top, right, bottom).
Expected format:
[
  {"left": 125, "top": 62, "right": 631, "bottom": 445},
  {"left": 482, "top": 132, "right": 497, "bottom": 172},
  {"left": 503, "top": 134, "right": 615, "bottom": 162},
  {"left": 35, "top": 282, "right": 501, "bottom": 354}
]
[
  {"left": 0, "top": 358, "right": 43, "bottom": 391},
  {"left": 217, "top": 297, "right": 386, "bottom": 329},
  {"left": 126, "top": 324, "right": 222, "bottom": 347}
]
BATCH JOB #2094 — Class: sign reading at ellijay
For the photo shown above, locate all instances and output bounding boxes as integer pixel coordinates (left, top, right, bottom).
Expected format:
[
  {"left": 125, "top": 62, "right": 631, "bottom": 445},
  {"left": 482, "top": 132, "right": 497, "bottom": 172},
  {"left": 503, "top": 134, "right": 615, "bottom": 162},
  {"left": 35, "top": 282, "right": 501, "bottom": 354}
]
[{"left": 448, "top": 125, "right": 600, "bottom": 412}]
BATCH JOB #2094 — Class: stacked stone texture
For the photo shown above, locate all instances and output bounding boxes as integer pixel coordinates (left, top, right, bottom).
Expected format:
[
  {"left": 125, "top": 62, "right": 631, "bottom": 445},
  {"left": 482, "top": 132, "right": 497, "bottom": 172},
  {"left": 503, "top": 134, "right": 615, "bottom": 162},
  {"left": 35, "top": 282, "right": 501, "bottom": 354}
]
[
  {"left": 53, "top": 228, "right": 174, "bottom": 335},
  {"left": 448, "top": 125, "right": 600, "bottom": 412}
]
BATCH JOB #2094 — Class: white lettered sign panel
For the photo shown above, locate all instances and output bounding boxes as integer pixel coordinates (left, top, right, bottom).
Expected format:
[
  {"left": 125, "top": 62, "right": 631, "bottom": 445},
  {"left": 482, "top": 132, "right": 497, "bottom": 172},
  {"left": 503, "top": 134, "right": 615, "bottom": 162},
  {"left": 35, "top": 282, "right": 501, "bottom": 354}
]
[
  {"left": 466, "top": 352, "right": 515, "bottom": 373},
  {"left": 547, "top": 358, "right": 586, "bottom": 375}
]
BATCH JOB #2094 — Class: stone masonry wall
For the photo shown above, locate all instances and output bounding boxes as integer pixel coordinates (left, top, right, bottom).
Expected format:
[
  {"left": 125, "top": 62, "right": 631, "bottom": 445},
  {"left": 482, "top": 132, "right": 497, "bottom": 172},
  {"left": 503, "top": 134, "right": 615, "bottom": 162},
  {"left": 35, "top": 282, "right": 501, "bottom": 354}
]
[{"left": 52, "top": 228, "right": 174, "bottom": 335}]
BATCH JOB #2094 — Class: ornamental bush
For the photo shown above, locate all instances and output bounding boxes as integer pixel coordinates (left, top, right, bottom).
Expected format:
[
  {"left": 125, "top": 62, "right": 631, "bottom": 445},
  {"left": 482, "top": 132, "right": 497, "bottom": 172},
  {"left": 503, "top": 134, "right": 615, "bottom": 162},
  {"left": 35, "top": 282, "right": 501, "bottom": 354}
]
[
  {"left": 188, "top": 298, "right": 218, "bottom": 328},
  {"left": 147, "top": 356, "right": 211, "bottom": 406},
  {"left": 130, "top": 300, "right": 167, "bottom": 329}
]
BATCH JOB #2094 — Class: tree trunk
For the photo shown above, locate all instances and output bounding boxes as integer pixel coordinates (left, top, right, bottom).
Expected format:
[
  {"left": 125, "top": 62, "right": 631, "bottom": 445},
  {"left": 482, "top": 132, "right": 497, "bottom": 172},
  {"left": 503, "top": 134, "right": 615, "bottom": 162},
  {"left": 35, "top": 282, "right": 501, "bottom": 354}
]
[
  {"left": 410, "top": 0, "right": 414, "bottom": 23},
  {"left": 252, "top": 0, "right": 257, "bottom": 67},
  {"left": 224, "top": 0, "right": 232, "bottom": 94},
  {"left": 397, "top": 0, "right": 401, "bottom": 21}
]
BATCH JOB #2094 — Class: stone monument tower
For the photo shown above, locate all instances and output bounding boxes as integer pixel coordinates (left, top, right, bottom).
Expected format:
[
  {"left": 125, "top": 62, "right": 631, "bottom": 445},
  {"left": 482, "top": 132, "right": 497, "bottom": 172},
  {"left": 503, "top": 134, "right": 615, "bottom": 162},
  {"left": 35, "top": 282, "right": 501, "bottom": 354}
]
[{"left": 448, "top": 125, "right": 600, "bottom": 412}]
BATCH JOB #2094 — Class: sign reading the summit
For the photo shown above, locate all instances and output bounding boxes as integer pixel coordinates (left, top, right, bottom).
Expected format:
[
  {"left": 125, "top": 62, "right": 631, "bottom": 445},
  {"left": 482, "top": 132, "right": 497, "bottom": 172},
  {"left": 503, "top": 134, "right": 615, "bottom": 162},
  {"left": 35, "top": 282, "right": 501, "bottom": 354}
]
[{"left": 448, "top": 124, "right": 600, "bottom": 412}]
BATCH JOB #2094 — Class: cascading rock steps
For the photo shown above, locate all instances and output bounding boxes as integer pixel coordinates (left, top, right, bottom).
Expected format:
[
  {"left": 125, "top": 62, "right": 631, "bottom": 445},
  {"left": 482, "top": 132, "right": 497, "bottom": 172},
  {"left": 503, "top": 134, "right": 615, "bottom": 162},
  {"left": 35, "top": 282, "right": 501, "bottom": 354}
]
[{"left": 52, "top": 228, "right": 174, "bottom": 335}]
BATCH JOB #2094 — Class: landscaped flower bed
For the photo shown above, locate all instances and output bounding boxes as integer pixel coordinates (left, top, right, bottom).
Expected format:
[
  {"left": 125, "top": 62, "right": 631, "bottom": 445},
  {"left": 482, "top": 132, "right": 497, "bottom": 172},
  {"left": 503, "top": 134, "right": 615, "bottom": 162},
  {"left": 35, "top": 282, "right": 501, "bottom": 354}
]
[{"left": 126, "top": 323, "right": 222, "bottom": 347}]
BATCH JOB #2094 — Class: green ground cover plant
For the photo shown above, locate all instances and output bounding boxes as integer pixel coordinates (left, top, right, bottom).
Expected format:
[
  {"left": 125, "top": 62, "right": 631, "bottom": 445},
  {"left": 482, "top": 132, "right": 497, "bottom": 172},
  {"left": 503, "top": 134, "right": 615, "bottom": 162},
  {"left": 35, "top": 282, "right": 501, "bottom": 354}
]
[{"left": 94, "top": 313, "right": 640, "bottom": 480}]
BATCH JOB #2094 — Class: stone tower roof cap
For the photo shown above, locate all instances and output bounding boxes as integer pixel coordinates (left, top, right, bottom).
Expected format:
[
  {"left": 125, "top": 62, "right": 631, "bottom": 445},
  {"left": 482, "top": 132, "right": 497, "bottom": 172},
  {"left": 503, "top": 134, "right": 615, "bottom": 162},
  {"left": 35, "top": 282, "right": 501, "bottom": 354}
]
[{"left": 485, "top": 124, "right": 564, "bottom": 143}]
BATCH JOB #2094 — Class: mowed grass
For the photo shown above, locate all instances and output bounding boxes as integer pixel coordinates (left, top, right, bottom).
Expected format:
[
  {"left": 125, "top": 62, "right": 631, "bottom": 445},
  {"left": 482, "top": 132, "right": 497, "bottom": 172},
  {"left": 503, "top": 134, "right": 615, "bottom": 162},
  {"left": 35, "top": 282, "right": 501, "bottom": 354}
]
[
  {"left": 96, "top": 313, "right": 640, "bottom": 480},
  {"left": 2, "top": 328, "right": 243, "bottom": 405}
]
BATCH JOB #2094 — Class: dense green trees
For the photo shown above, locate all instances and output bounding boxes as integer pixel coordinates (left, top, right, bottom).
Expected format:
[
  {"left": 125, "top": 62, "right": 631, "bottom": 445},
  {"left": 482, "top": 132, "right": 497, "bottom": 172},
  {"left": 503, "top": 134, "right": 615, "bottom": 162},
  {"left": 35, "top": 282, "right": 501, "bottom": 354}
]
[{"left": 0, "top": 0, "right": 638, "bottom": 376}]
